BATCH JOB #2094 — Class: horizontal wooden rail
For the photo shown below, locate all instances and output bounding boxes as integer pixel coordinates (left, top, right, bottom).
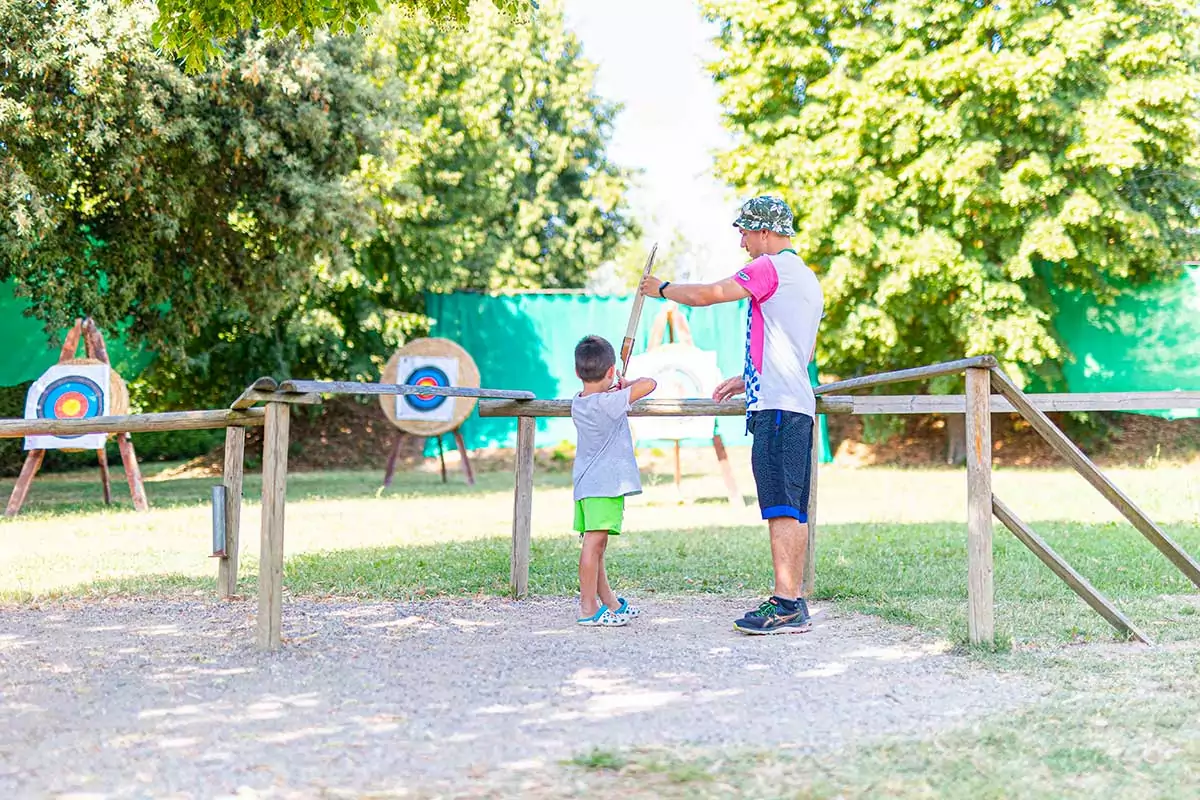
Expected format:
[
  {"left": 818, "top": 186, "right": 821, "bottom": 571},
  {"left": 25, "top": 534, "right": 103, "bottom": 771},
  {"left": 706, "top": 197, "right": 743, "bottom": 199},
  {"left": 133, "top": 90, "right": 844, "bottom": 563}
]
[
  {"left": 231, "top": 389, "right": 322, "bottom": 409},
  {"left": 0, "top": 408, "right": 266, "bottom": 438},
  {"left": 277, "top": 379, "right": 536, "bottom": 400},
  {"left": 832, "top": 391, "right": 1200, "bottom": 414},
  {"left": 479, "top": 398, "right": 849, "bottom": 418},
  {"left": 232, "top": 376, "right": 537, "bottom": 410},
  {"left": 479, "top": 390, "right": 1200, "bottom": 419},
  {"left": 814, "top": 356, "right": 998, "bottom": 395}
]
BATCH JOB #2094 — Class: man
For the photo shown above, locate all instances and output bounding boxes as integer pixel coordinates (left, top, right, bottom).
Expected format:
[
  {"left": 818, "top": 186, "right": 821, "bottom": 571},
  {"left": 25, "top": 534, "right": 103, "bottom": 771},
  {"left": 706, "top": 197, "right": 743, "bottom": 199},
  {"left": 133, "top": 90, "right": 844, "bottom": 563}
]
[{"left": 638, "top": 196, "right": 824, "bottom": 634}]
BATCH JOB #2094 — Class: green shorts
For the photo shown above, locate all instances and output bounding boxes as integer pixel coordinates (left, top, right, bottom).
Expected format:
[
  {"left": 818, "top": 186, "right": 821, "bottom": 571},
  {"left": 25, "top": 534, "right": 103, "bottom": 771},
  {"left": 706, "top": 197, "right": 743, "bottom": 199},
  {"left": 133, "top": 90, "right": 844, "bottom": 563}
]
[{"left": 573, "top": 496, "right": 624, "bottom": 535}]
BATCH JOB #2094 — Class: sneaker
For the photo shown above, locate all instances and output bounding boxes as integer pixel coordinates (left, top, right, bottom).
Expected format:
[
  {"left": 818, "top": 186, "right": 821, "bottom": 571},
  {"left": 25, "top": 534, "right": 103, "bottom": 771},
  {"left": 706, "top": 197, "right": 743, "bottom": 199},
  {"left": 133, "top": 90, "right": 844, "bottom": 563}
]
[
  {"left": 613, "top": 597, "right": 641, "bottom": 620},
  {"left": 576, "top": 606, "right": 628, "bottom": 627},
  {"left": 733, "top": 596, "right": 811, "bottom": 635}
]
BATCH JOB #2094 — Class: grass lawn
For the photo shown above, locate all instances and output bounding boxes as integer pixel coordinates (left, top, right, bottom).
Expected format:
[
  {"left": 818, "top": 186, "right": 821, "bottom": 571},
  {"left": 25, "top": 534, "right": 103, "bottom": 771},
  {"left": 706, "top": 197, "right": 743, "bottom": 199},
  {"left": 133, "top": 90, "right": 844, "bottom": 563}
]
[
  {"left": 562, "top": 641, "right": 1200, "bottom": 799},
  {"left": 2, "top": 452, "right": 1197, "bottom": 648},
  {"left": 1, "top": 452, "right": 1199, "bottom": 797}
]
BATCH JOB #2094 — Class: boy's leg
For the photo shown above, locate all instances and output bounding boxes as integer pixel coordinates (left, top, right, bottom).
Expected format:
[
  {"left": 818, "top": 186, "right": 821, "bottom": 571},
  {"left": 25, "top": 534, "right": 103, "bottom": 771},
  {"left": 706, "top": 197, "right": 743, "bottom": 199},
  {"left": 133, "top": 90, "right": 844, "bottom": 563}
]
[
  {"left": 592, "top": 496, "right": 623, "bottom": 611},
  {"left": 579, "top": 530, "right": 608, "bottom": 617},
  {"left": 596, "top": 554, "right": 619, "bottom": 611}
]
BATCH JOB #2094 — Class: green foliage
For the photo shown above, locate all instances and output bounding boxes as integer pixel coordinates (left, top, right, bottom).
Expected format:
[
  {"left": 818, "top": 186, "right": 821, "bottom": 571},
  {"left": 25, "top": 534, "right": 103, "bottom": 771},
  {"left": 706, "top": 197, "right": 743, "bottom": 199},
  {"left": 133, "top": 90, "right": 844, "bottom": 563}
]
[
  {"left": 145, "top": 1, "right": 635, "bottom": 408},
  {"left": 1, "top": 0, "right": 631, "bottom": 410},
  {"left": 592, "top": 226, "right": 702, "bottom": 291},
  {"left": 702, "top": 0, "right": 1200, "bottom": 388},
  {"left": 150, "top": 0, "right": 537, "bottom": 73},
  {"left": 0, "top": 0, "right": 397, "bottom": 362}
]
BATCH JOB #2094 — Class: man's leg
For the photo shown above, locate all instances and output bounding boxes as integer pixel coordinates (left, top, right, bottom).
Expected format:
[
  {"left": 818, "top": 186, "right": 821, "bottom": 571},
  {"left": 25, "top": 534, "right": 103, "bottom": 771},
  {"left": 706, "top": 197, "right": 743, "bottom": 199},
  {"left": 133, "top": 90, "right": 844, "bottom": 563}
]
[
  {"left": 735, "top": 410, "right": 814, "bottom": 634},
  {"left": 769, "top": 516, "right": 808, "bottom": 600}
]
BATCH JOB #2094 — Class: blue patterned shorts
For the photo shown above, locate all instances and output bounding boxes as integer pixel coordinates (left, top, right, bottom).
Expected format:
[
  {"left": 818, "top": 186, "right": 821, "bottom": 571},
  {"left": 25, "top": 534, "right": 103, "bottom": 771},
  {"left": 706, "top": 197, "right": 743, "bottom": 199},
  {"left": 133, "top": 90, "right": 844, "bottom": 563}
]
[{"left": 748, "top": 409, "right": 814, "bottom": 521}]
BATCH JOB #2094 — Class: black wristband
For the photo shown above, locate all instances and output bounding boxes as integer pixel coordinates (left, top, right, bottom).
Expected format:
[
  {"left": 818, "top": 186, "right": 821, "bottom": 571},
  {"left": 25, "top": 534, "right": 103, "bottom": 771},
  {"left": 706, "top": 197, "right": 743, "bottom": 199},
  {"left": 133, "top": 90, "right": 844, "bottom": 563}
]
[{"left": 659, "top": 280, "right": 671, "bottom": 298}]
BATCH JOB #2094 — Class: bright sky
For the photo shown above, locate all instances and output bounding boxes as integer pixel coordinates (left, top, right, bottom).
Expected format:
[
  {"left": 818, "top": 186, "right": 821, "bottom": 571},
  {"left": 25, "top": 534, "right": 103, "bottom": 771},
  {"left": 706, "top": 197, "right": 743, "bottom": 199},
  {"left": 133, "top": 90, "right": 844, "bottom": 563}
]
[{"left": 562, "top": 0, "right": 747, "bottom": 280}]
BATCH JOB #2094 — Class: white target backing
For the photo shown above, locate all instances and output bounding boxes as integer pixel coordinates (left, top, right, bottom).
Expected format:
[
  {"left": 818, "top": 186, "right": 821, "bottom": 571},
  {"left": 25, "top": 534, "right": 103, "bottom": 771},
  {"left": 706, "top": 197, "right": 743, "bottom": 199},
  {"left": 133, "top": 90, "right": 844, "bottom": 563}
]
[{"left": 379, "top": 338, "right": 481, "bottom": 436}]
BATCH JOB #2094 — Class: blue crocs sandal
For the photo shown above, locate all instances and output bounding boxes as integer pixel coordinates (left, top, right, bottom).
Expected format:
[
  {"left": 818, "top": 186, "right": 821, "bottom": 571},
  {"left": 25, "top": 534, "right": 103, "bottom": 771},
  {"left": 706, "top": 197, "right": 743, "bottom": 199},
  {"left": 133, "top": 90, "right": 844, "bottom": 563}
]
[
  {"left": 576, "top": 606, "right": 628, "bottom": 627},
  {"left": 613, "top": 597, "right": 641, "bottom": 620}
]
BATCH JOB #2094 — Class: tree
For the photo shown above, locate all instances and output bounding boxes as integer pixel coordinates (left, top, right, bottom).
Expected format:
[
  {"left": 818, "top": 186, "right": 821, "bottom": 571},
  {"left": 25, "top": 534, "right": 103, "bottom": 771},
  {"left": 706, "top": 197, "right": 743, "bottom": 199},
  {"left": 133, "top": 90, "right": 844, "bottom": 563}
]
[
  {"left": 1, "top": 0, "right": 400, "bottom": 361},
  {"left": 702, "top": 0, "right": 1200, "bottom": 388},
  {"left": 587, "top": 225, "right": 701, "bottom": 293},
  {"left": 142, "top": 0, "right": 636, "bottom": 407},
  {"left": 152, "top": 0, "right": 537, "bottom": 72}
]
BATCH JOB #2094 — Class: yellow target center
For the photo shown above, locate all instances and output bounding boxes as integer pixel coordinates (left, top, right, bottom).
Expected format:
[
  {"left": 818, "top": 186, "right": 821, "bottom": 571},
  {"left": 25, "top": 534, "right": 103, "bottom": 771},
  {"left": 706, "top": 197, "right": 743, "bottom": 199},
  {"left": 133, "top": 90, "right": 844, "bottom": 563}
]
[{"left": 61, "top": 398, "right": 83, "bottom": 417}]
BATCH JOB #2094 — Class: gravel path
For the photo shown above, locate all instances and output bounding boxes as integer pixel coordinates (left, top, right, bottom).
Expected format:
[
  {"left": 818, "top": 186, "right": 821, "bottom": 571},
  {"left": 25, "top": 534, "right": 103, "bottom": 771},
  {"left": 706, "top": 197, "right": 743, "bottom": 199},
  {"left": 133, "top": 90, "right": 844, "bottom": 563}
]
[{"left": 0, "top": 596, "right": 1041, "bottom": 798}]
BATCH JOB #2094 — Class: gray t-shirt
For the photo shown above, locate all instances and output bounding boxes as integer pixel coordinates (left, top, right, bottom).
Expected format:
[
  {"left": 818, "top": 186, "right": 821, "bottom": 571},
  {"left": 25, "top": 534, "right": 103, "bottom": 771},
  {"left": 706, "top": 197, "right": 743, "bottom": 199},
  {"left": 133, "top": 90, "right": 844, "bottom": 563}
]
[{"left": 571, "top": 386, "right": 642, "bottom": 501}]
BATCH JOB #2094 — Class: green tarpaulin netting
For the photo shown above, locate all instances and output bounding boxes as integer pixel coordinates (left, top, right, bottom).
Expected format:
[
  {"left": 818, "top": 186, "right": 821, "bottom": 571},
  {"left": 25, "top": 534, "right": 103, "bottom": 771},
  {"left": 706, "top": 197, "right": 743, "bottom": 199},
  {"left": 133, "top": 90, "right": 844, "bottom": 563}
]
[
  {"left": 0, "top": 282, "right": 153, "bottom": 387},
  {"left": 2, "top": 264, "right": 1194, "bottom": 436},
  {"left": 424, "top": 291, "right": 834, "bottom": 459},
  {"left": 1049, "top": 265, "right": 1200, "bottom": 420}
]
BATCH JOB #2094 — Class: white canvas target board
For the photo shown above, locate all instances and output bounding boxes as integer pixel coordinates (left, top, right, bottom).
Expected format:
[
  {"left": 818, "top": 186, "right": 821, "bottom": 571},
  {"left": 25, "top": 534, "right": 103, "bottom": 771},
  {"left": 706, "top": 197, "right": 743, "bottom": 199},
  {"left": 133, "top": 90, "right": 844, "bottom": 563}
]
[
  {"left": 626, "top": 344, "right": 723, "bottom": 442},
  {"left": 394, "top": 356, "right": 460, "bottom": 423},
  {"left": 24, "top": 363, "right": 111, "bottom": 451}
]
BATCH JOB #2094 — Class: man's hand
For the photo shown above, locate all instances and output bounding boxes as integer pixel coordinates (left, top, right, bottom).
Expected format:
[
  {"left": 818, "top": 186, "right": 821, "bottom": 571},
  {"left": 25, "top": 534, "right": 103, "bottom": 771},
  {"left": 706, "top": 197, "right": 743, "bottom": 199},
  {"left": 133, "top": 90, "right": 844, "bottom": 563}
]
[
  {"left": 638, "top": 274, "right": 664, "bottom": 298},
  {"left": 713, "top": 376, "right": 745, "bottom": 402}
]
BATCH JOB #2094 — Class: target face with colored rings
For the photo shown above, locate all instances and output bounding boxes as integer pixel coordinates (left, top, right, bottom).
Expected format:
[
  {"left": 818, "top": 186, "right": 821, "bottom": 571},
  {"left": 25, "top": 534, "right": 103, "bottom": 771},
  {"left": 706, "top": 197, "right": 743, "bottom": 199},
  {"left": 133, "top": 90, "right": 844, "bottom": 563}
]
[
  {"left": 403, "top": 366, "right": 450, "bottom": 411},
  {"left": 37, "top": 376, "right": 105, "bottom": 439}
]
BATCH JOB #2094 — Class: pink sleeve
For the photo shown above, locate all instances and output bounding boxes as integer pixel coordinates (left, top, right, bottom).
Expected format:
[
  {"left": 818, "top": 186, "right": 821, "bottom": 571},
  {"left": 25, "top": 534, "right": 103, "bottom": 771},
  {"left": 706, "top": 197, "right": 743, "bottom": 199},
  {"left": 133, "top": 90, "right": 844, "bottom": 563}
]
[{"left": 730, "top": 255, "right": 779, "bottom": 303}]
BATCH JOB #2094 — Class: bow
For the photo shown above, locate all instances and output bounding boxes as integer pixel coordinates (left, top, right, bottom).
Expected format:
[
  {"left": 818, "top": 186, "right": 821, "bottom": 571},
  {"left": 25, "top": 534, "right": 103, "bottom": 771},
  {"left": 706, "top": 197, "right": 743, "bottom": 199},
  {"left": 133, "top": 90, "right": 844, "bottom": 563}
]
[{"left": 619, "top": 242, "right": 658, "bottom": 381}]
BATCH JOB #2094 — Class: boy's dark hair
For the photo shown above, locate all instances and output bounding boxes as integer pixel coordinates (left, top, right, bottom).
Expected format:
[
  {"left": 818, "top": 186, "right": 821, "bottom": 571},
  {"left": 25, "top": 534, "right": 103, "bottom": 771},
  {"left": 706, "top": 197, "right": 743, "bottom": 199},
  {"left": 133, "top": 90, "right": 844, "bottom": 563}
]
[{"left": 575, "top": 335, "right": 615, "bottom": 382}]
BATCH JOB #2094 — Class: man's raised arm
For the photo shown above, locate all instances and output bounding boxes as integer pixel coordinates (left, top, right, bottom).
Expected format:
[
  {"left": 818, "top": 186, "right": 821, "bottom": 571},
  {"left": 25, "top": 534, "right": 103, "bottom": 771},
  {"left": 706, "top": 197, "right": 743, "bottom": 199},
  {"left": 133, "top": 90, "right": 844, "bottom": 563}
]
[{"left": 637, "top": 275, "right": 749, "bottom": 307}]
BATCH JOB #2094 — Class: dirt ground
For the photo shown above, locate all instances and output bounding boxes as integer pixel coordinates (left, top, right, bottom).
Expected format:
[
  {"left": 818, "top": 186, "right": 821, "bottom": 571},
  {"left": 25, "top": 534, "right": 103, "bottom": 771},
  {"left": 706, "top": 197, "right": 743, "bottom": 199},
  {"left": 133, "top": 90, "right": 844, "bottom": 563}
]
[{"left": 0, "top": 596, "right": 1043, "bottom": 799}]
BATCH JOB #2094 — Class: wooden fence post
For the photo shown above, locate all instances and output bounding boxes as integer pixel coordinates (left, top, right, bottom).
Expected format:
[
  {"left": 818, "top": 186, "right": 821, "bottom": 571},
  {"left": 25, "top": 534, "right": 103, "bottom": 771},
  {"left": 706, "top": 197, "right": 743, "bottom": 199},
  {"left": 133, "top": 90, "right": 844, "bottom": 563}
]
[
  {"left": 801, "top": 421, "right": 819, "bottom": 598},
  {"left": 965, "top": 367, "right": 994, "bottom": 645},
  {"left": 257, "top": 403, "right": 290, "bottom": 650},
  {"left": 219, "top": 426, "right": 246, "bottom": 599},
  {"left": 510, "top": 416, "right": 535, "bottom": 598}
]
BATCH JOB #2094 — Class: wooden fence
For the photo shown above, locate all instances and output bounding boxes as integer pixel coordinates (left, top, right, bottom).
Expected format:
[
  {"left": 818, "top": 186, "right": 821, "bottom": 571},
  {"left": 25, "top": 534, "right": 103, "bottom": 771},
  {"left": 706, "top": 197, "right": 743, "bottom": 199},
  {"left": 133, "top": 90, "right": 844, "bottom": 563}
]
[
  {"left": 2, "top": 360, "right": 1198, "bottom": 649},
  {"left": 480, "top": 356, "right": 1200, "bottom": 647},
  {"left": 0, "top": 378, "right": 534, "bottom": 651}
]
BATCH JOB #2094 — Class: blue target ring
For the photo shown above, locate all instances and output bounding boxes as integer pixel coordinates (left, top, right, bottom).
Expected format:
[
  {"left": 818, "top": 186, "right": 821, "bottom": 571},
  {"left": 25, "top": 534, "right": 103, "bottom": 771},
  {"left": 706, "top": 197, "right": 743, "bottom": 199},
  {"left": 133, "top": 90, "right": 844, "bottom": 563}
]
[
  {"left": 37, "top": 375, "right": 105, "bottom": 440},
  {"left": 404, "top": 366, "right": 450, "bottom": 412}
]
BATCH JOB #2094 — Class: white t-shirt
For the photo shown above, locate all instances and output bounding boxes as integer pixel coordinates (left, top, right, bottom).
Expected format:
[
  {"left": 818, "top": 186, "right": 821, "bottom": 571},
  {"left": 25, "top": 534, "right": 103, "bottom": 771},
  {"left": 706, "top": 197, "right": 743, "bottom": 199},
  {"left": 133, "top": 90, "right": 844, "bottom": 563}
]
[
  {"left": 570, "top": 386, "right": 642, "bottom": 501},
  {"left": 730, "top": 250, "right": 824, "bottom": 418}
]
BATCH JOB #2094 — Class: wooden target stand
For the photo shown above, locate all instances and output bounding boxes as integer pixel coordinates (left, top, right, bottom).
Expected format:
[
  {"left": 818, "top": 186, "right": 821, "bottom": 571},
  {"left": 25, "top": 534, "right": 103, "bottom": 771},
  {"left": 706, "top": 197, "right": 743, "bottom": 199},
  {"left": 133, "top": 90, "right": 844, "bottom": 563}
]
[
  {"left": 379, "top": 338, "right": 480, "bottom": 488},
  {"left": 635, "top": 304, "right": 744, "bottom": 507},
  {"left": 6, "top": 318, "right": 148, "bottom": 517}
]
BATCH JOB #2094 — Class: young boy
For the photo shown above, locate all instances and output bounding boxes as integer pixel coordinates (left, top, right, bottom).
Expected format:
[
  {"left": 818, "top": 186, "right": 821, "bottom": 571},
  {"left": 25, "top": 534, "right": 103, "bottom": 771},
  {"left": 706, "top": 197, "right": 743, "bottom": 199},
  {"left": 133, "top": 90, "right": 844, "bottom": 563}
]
[{"left": 571, "top": 335, "right": 657, "bottom": 627}]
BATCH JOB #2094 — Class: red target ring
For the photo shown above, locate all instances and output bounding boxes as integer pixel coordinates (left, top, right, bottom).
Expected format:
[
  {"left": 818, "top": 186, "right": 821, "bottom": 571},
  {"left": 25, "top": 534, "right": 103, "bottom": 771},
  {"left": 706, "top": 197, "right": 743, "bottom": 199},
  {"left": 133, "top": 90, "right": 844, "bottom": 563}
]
[
  {"left": 414, "top": 375, "right": 440, "bottom": 401},
  {"left": 35, "top": 375, "right": 106, "bottom": 440},
  {"left": 53, "top": 391, "right": 91, "bottom": 419}
]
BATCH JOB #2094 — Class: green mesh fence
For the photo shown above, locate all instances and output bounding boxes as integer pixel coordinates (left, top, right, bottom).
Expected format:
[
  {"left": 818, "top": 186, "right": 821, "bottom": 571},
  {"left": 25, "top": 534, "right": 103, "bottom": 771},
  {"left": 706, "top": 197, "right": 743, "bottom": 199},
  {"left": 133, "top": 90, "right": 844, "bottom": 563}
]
[
  {"left": 423, "top": 291, "right": 833, "bottom": 459},
  {"left": 1050, "top": 265, "right": 1200, "bottom": 419},
  {"left": 0, "top": 282, "right": 153, "bottom": 387}
]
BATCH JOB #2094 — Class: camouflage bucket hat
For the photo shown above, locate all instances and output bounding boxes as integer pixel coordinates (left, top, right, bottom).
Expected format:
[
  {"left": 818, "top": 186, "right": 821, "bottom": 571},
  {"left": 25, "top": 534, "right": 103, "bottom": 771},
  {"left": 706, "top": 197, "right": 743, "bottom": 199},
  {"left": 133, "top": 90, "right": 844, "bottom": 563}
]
[{"left": 732, "top": 195, "right": 795, "bottom": 236}]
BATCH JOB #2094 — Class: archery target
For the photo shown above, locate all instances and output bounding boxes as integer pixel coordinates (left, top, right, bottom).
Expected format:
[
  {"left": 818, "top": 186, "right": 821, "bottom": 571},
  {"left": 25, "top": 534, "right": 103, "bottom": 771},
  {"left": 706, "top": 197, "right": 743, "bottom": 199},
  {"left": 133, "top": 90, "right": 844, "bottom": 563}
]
[
  {"left": 380, "top": 338, "right": 481, "bottom": 436},
  {"left": 626, "top": 344, "right": 724, "bottom": 443},
  {"left": 24, "top": 363, "right": 111, "bottom": 451},
  {"left": 395, "top": 357, "right": 458, "bottom": 422}
]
